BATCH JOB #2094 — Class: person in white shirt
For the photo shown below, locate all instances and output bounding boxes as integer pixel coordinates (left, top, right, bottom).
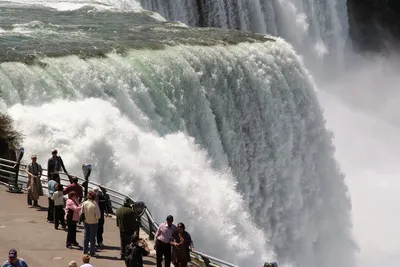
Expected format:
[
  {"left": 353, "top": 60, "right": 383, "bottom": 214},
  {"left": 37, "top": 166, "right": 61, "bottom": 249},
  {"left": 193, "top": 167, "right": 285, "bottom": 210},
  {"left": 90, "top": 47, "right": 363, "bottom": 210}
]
[
  {"left": 81, "top": 190, "right": 101, "bottom": 257},
  {"left": 52, "top": 183, "right": 66, "bottom": 230}
]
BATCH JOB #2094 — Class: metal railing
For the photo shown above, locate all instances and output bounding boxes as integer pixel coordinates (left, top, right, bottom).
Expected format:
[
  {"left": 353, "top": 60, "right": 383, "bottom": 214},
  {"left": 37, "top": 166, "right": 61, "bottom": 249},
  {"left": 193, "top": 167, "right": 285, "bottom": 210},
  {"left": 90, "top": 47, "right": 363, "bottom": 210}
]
[{"left": 0, "top": 152, "right": 238, "bottom": 267}]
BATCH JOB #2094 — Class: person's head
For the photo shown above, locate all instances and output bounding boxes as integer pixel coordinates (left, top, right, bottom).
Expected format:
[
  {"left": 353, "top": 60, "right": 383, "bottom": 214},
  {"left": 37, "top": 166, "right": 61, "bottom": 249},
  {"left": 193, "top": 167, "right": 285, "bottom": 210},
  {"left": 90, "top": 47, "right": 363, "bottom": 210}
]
[
  {"left": 166, "top": 215, "right": 174, "bottom": 227},
  {"left": 56, "top": 183, "right": 63, "bottom": 191},
  {"left": 71, "top": 176, "right": 78, "bottom": 184},
  {"left": 177, "top": 222, "right": 185, "bottom": 233},
  {"left": 131, "top": 233, "right": 140, "bottom": 244},
  {"left": 8, "top": 249, "right": 18, "bottom": 264},
  {"left": 82, "top": 254, "right": 90, "bottom": 264},
  {"left": 123, "top": 197, "right": 132, "bottom": 207},
  {"left": 68, "top": 191, "right": 77, "bottom": 200},
  {"left": 68, "top": 261, "right": 77, "bottom": 267},
  {"left": 87, "top": 189, "right": 96, "bottom": 201},
  {"left": 93, "top": 186, "right": 101, "bottom": 195},
  {"left": 51, "top": 148, "right": 58, "bottom": 157},
  {"left": 31, "top": 155, "right": 37, "bottom": 163}
]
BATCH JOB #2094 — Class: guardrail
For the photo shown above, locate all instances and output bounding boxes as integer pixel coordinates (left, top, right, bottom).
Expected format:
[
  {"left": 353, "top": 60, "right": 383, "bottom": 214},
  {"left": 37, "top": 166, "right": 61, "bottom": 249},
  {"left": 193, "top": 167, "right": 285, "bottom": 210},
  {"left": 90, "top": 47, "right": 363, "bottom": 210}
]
[{"left": 0, "top": 150, "right": 238, "bottom": 267}]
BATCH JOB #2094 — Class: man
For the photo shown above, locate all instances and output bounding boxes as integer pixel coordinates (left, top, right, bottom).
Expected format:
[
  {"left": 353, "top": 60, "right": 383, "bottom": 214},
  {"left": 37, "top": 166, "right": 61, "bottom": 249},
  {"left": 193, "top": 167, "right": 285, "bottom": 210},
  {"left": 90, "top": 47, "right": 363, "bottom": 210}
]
[
  {"left": 81, "top": 190, "right": 101, "bottom": 257},
  {"left": 116, "top": 197, "right": 139, "bottom": 260},
  {"left": 64, "top": 176, "right": 83, "bottom": 203},
  {"left": 25, "top": 155, "right": 43, "bottom": 208},
  {"left": 2, "top": 249, "right": 28, "bottom": 267},
  {"left": 155, "top": 215, "right": 177, "bottom": 267},
  {"left": 93, "top": 186, "right": 108, "bottom": 247},
  {"left": 125, "top": 234, "right": 150, "bottom": 267},
  {"left": 47, "top": 149, "right": 69, "bottom": 183}
]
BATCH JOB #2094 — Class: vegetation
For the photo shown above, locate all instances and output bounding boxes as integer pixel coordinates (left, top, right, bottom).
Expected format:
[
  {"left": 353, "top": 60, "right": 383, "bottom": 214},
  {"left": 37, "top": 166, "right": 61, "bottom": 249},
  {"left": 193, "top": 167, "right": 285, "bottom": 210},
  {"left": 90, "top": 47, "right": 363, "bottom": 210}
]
[{"left": 0, "top": 113, "right": 23, "bottom": 157}]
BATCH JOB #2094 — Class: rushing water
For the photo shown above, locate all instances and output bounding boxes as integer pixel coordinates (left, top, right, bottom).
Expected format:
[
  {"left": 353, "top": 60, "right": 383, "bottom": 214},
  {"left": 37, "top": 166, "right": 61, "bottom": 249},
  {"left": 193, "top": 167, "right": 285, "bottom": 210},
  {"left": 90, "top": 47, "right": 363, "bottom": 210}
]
[{"left": 0, "top": 1, "right": 356, "bottom": 267}]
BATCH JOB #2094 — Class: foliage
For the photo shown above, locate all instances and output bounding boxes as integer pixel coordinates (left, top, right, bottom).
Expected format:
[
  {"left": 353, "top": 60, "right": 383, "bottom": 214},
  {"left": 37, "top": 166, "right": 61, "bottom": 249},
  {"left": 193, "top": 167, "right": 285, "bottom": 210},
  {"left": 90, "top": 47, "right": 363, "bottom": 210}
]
[{"left": 0, "top": 113, "right": 23, "bottom": 151}]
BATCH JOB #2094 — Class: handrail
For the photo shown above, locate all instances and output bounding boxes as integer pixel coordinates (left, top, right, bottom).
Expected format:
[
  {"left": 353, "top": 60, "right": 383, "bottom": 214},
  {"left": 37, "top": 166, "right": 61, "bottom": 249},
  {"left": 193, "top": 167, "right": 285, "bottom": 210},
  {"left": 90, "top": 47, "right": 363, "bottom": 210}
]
[{"left": 0, "top": 156, "right": 238, "bottom": 267}]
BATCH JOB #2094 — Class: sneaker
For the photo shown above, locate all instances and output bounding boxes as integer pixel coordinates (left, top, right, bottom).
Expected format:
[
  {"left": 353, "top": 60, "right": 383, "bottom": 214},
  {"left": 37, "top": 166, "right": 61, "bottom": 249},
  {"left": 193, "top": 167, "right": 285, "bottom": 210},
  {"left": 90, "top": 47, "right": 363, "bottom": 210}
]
[
  {"left": 72, "top": 242, "right": 79, "bottom": 247},
  {"left": 66, "top": 245, "right": 72, "bottom": 249}
]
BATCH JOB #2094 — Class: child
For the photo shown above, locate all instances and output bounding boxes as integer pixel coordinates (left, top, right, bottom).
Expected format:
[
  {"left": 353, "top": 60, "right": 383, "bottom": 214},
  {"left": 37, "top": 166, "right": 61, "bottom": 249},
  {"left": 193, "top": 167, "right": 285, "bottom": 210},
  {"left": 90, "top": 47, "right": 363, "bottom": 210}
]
[{"left": 52, "top": 183, "right": 66, "bottom": 230}]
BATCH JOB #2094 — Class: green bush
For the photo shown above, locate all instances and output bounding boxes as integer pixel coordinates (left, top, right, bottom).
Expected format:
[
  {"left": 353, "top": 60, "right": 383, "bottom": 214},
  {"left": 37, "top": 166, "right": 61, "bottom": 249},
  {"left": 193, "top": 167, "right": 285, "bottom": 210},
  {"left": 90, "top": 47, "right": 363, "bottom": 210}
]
[{"left": 0, "top": 113, "right": 23, "bottom": 156}]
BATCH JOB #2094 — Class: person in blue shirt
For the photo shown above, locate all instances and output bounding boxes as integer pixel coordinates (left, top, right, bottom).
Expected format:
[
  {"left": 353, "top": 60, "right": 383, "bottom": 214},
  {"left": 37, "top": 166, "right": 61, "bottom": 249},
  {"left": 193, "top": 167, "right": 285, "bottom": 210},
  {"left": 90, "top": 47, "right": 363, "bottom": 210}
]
[
  {"left": 47, "top": 177, "right": 57, "bottom": 223},
  {"left": 2, "top": 249, "right": 28, "bottom": 267}
]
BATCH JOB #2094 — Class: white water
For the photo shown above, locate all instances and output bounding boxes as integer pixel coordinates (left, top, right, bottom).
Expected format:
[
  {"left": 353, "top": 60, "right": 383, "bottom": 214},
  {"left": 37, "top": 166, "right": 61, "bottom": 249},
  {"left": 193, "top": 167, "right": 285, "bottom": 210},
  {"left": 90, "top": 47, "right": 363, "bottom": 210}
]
[
  {"left": 1, "top": 40, "right": 354, "bottom": 267},
  {"left": 6, "top": 98, "right": 273, "bottom": 265}
]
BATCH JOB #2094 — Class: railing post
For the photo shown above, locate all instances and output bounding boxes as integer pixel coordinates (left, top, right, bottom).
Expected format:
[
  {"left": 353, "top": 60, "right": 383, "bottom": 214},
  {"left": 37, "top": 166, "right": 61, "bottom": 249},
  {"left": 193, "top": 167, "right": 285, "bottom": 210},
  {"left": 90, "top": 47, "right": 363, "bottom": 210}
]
[
  {"left": 8, "top": 147, "right": 24, "bottom": 194},
  {"left": 81, "top": 164, "right": 92, "bottom": 199}
]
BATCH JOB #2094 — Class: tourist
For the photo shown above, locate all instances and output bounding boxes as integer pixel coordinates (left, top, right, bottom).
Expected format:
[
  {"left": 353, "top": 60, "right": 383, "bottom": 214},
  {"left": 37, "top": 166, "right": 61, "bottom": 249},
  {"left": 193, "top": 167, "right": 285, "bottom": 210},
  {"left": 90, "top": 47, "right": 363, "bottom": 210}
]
[
  {"left": 171, "top": 222, "right": 193, "bottom": 267},
  {"left": 47, "top": 149, "right": 69, "bottom": 183},
  {"left": 81, "top": 190, "right": 101, "bottom": 257},
  {"left": 124, "top": 234, "right": 150, "bottom": 267},
  {"left": 66, "top": 191, "right": 81, "bottom": 249},
  {"left": 47, "top": 176, "right": 57, "bottom": 223},
  {"left": 25, "top": 155, "right": 43, "bottom": 208},
  {"left": 64, "top": 176, "right": 83, "bottom": 203},
  {"left": 155, "top": 215, "right": 177, "bottom": 267},
  {"left": 93, "top": 186, "right": 108, "bottom": 247},
  {"left": 80, "top": 254, "right": 93, "bottom": 267},
  {"left": 116, "top": 197, "right": 139, "bottom": 260},
  {"left": 52, "top": 183, "right": 66, "bottom": 230},
  {"left": 68, "top": 261, "right": 77, "bottom": 267},
  {"left": 2, "top": 249, "right": 28, "bottom": 267}
]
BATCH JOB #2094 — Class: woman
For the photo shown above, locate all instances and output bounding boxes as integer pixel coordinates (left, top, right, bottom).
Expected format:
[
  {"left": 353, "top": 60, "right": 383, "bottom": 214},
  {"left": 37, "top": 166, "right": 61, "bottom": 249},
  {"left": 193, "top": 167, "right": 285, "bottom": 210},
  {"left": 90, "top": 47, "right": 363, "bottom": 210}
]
[
  {"left": 65, "top": 191, "right": 81, "bottom": 249},
  {"left": 171, "top": 223, "right": 193, "bottom": 267},
  {"left": 81, "top": 189, "right": 101, "bottom": 256}
]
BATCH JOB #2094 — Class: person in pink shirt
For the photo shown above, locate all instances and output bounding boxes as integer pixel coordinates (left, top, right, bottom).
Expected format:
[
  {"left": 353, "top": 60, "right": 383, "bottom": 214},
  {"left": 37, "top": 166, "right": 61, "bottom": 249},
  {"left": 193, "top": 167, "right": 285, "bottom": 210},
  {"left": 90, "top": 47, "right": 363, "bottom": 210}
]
[
  {"left": 65, "top": 191, "right": 82, "bottom": 249},
  {"left": 155, "top": 215, "right": 177, "bottom": 267}
]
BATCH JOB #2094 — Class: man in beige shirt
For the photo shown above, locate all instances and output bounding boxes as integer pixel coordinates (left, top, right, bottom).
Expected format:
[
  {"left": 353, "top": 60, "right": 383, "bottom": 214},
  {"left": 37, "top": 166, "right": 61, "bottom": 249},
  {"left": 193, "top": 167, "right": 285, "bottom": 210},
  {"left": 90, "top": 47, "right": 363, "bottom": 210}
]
[{"left": 81, "top": 190, "right": 101, "bottom": 257}]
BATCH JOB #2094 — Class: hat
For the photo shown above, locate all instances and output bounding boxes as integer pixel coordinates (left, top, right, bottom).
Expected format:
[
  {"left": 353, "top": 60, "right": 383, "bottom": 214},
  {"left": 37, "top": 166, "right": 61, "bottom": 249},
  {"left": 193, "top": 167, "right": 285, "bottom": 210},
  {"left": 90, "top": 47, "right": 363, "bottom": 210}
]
[
  {"left": 92, "top": 186, "right": 100, "bottom": 193},
  {"left": 8, "top": 249, "right": 17, "bottom": 259},
  {"left": 31, "top": 155, "right": 37, "bottom": 159},
  {"left": 51, "top": 148, "right": 58, "bottom": 154},
  {"left": 68, "top": 261, "right": 77, "bottom": 267}
]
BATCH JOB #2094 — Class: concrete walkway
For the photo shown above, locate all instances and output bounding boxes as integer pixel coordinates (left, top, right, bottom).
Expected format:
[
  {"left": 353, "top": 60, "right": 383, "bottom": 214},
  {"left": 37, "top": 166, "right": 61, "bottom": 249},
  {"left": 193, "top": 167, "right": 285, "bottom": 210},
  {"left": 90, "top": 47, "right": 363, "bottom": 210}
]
[{"left": 0, "top": 186, "right": 157, "bottom": 267}]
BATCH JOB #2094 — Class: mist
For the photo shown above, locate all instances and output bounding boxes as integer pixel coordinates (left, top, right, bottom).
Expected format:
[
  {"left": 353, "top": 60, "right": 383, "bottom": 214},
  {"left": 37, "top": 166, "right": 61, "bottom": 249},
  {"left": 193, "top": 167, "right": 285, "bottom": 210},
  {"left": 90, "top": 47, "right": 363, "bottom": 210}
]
[{"left": 316, "top": 51, "right": 400, "bottom": 267}]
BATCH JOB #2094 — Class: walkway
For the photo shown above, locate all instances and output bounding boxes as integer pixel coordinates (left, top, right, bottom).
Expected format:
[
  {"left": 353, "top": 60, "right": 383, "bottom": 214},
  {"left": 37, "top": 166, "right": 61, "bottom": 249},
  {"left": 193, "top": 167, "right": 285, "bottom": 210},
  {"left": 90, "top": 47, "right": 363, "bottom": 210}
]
[{"left": 0, "top": 186, "right": 157, "bottom": 267}]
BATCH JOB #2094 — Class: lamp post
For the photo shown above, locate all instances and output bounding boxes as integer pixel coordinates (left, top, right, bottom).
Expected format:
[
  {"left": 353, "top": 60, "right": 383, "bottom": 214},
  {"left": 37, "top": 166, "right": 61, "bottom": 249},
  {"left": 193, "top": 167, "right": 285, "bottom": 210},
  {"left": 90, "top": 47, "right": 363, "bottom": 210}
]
[{"left": 81, "top": 164, "right": 92, "bottom": 199}]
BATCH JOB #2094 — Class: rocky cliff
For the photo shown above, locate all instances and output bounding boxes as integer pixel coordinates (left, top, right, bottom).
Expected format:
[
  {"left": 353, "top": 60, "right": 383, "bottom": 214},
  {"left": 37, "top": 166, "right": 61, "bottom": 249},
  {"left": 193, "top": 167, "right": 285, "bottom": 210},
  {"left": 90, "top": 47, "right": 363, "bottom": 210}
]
[{"left": 348, "top": 0, "right": 400, "bottom": 51}]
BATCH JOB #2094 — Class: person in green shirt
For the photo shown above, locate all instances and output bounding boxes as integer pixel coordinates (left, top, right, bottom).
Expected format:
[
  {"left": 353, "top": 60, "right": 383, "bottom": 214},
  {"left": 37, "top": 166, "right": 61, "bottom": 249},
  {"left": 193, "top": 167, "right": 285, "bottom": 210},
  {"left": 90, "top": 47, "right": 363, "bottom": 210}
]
[{"left": 116, "top": 197, "right": 139, "bottom": 260}]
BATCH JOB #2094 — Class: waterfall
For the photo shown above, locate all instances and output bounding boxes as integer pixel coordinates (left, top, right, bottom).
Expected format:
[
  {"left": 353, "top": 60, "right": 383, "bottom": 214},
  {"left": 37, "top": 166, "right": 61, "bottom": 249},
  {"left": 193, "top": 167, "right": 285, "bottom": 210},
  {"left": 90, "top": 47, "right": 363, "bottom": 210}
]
[
  {"left": 139, "top": 0, "right": 349, "bottom": 72},
  {"left": 1, "top": 37, "right": 355, "bottom": 266}
]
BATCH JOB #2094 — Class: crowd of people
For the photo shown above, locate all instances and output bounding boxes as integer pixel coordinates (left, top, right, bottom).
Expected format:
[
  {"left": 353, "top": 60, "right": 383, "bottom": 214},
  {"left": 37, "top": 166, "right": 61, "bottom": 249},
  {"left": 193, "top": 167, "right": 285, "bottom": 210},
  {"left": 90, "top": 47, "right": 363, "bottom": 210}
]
[{"left": 3, "top": 149, "right": 196, "bottom": 267}]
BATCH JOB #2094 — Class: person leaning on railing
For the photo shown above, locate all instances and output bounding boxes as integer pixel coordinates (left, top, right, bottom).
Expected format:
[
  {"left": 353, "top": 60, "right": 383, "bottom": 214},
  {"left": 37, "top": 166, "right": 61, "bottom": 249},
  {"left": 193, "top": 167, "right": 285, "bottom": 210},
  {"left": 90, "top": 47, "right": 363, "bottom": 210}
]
[
  {"left": 47, "top": 149, "right": 70, "bottom": 183},
  {"left": 116, "top": 197, "right": 140, "bottom": 260}
]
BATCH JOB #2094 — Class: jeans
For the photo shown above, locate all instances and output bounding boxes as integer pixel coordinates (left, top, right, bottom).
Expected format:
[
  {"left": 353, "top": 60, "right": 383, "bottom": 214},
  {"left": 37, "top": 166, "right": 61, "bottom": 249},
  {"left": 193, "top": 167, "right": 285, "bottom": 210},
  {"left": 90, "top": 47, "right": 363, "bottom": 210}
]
[
  {"left": 97, "top": 217, "right": 104, "bottom": 245},
  {"left": 66, "top": 221, "right": 77, "bottom": 246},
  {"left": 156, "top": 240, "right": 172, "bottom": 267},
  {"left": 47, "top": 197, "right": 54, "bottom": 221},
  {"left": 84, "top": 223, "right": 98, "bottom": 255},
  {"left": 54, "top": 205, "right": 66, "bottom": 228}
]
